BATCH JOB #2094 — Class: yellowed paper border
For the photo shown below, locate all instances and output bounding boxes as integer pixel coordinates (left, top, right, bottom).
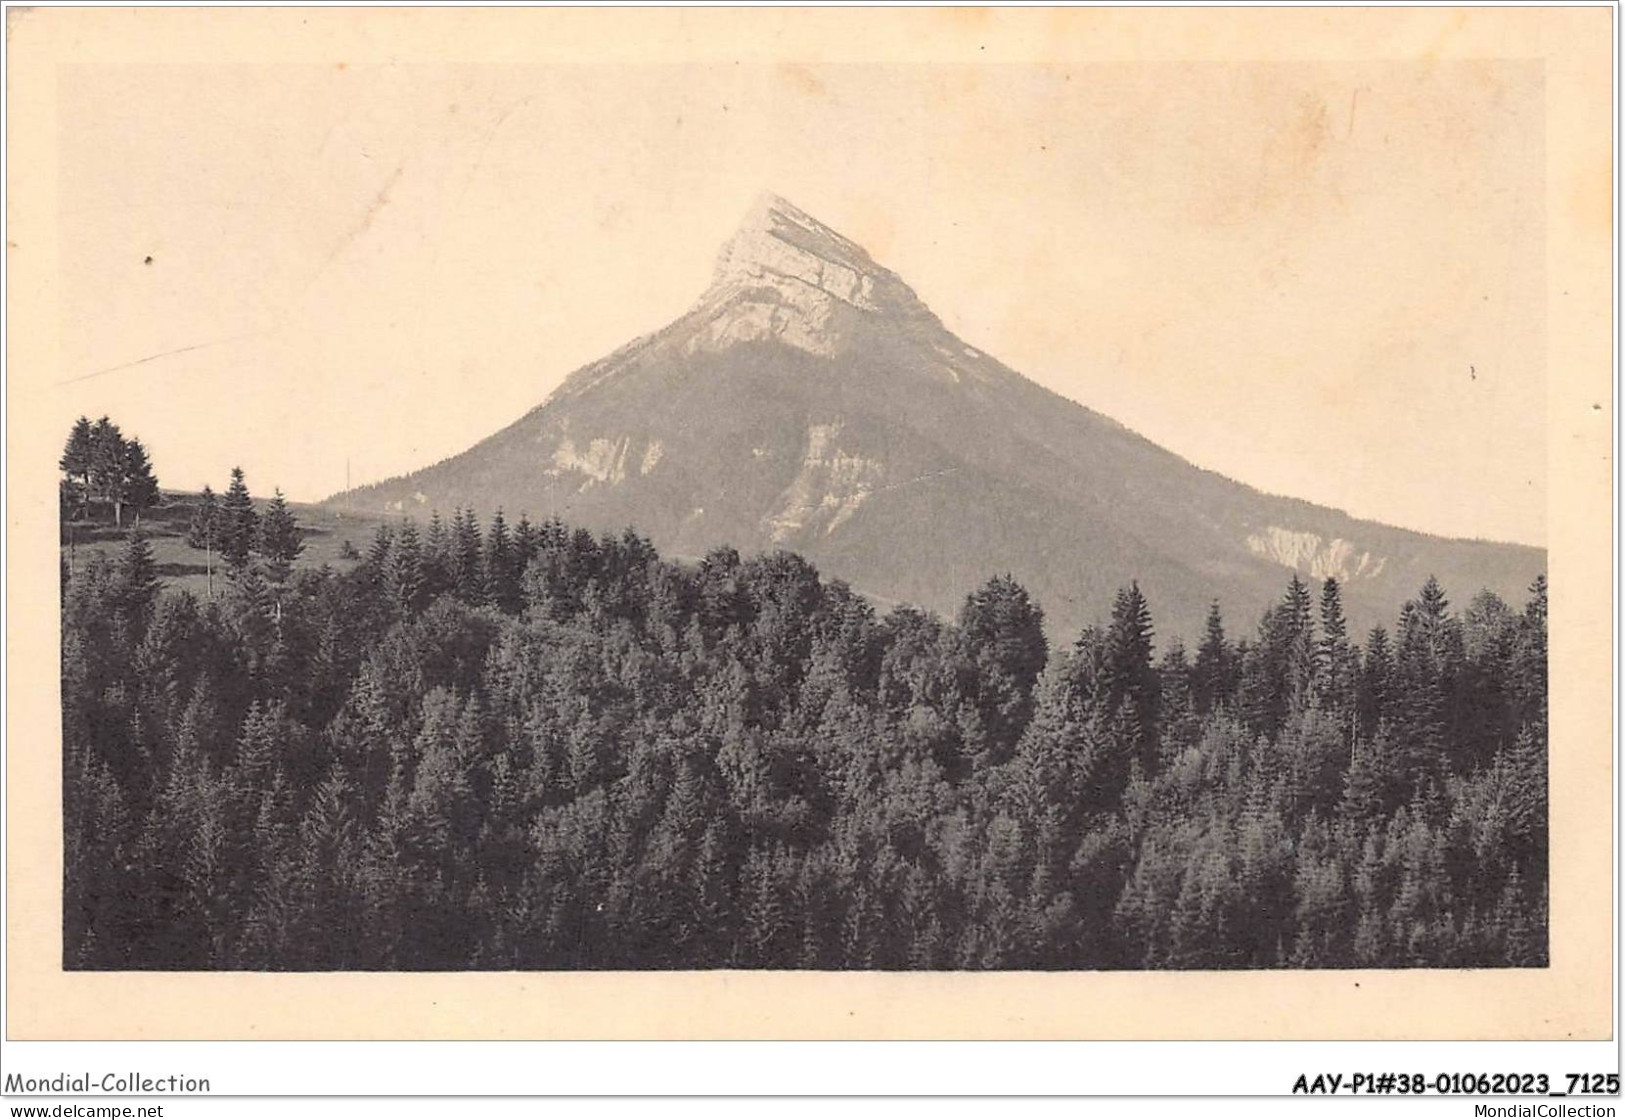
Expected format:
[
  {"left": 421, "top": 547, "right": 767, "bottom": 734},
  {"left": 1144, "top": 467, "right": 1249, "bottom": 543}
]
[{"left": 6, "top": 6, "right": 1612, "bottom": 1041}]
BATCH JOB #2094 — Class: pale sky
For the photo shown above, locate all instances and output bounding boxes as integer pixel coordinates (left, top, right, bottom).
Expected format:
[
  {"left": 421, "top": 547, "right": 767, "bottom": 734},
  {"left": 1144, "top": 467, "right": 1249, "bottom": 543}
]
[{"left": 54, "top": 59, "right": 1545, "bottom": 545}]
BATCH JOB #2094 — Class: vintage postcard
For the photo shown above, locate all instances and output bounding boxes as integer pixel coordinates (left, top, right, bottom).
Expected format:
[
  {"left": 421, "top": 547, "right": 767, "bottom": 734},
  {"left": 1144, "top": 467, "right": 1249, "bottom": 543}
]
[{"left": 5, "top": 6, "right": 1613, "bottom": 1041}]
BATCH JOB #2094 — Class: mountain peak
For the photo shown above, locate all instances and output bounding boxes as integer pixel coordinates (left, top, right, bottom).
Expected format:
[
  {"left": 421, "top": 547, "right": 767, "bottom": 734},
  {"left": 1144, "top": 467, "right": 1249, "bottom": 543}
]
[
  {"left": 703, "top": 191, "right": 929, "bottom": 326},
  {"left": 731, "top": 191, "right": 873, "bottom": 270},
  {"left": 336, "top": 195, "right": 1547, "bottom": 643}
]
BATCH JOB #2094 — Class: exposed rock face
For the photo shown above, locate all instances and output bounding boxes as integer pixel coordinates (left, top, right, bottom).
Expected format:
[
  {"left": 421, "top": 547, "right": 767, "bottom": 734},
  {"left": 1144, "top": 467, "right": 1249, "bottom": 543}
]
[
  {"left": 332, "top": 192, "right": 1544, "bottom": 639},
  {"left": 549, "top": 434, "right": 632, "bottom": 488},
  {"left": 639, "top": 440, "right": 664, "bottom": 477},
  {"left": 1246, "top": 526, "right": 1388, "bottom": 582},
  {"left": 688, "top": 193, "right": 937, "bottom": 358},
  {"left": 711, "top": 194, "right": 926, "bottom": 316},
  {"left": 763, "top": 422, "right": 884, "bottom": 542}
]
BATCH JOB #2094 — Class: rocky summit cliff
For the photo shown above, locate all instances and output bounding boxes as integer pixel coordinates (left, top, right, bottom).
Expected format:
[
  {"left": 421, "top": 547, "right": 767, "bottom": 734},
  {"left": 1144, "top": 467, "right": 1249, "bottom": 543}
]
[{"left": 332, "top": 193, "right": 1545, "bottom": 639}]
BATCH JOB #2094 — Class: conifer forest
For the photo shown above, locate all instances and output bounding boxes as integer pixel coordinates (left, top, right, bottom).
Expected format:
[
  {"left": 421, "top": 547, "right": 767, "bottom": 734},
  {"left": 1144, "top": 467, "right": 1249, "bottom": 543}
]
[{"left": 62, "top": 430, "right": 1548, "bottom": 971}]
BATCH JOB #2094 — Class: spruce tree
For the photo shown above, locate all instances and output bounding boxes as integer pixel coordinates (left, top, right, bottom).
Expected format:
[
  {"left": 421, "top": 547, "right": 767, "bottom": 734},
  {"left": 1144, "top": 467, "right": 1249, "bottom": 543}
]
[
  {"left": 55, "top": 496, "right": 1548, "bottom": 971},
  {"left": 1418, "top": 575, "right": 1450, "bottom": 625},
  {"left": 1318, "top": 577, "right": 1348, "bottom": 664},
  {"left": 452, "top": 508, "right": 485, "bottom": 603},
  {"left": 1193, "top": 600, "right": 1232, "bottom": 714},
  {"left": 1282, "top": 574, "right": 1317, "bottom": 704},
  {"left": 513, "top": 515, "right": 539, "bottom": 575},
  {"left": 1341, "top": 733, "right": 1386, "bottom": 821},
  {"left": 88, "top": 417, "right": 128, "bottom": 525},
  {"left": 220, "top": 467, "right": 258, "bottom": 571},
  {"left": 1503, "top": 726, "right": 1547, "bottom": 860},
  {"left": 114, "top": 531, "right": 160, "bottom": 631},
  {"left": 186, "top": 486, "right": 221, "bottom": 599},
  {"left": 1358, "top": 626, "right": 1393, "bottom": 734},
  {"left": 1511, "top": 575, "right": 1548, "bottom": 729},
  {"left": 122, "top": 439, "right": 160, "bottom": 526},
  {"left": 256, "top": 489, "right": 304, "bottom": 586},
  {"left": 422, "top": 511, "right": 452, "bottom": 598},
  {"left": 1105, "top": 581, "right": 1158, "bottom": 772},
  {"left": 294, "top": 770, "right": 360, "bottom": 968},
  {"left": 1318, "top": 577, "right": 1354, "bottom": 721},
  {"left": 1395, "top": 577, "right": 1461, "bottom": 785},
  {"left": 387, "top": 520, "right": 425, "bottom": 616},
  {"left": 59, "top": 416, "right": 94, "bottom": 515},
  {"left": 1156, "top": 640, "right": 1200, "bottom": 764},
  {"left": 364, "top": 524, "right": 395, "bottom": 584},
  {"left": 1524, "top": 573, "right": 1548, "bottom": 624},
  {"left": 485, "top": 509, "right": 519, "bottom": 613},
  {"left": 233, "top": 703, "right": 280, "bottom": 806}
]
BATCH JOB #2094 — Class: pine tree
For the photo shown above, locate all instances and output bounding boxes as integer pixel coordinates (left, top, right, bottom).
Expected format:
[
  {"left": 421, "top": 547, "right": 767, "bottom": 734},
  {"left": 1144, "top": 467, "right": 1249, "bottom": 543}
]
[
  {"left": 485, "top": 509, "right": 519, "bottom": 613},
  {"left": 513, "top": 515, "right": 539, "bottom": 572},
  {"left": 174, "top": 674, "right": 225, "bottom": 770},
  {"left": 59, "top": 416, "right": 94, "bottom": 516},
  {"left": 1193, "top": 600, "right": 1233, "bottom": 714},
  {"left": 1511, "top": 575, "right": 1548, "bottom": 730},
  {"left": 225, "top": 561, "right": 278, "bottom": 684},
  {"left": 1156, "top": 640, "right": 1200, "bottom": 764},
  {"left": 1241, "top": 578, "right": 1317, "bottom": 740},
  {"left": 1105, "top": 581, "right": 1159, "bottom": 773},
  {"left": 452, "top": 508, "right": 485, "bottom": 603},
  {"left": 1394, "top": 578, "right": 1460, "bottom": 789},
  {"left": 358, "top": 746, "right": 413, "bottom": 969},
  {"left": 364, "top": 524, "right": 395, "bottom": 584},
  {"left": 1282, "top": 574, "right": 1317, "bottom": 705},
  {"left": 56, "top": 492, "right": 1547, "bottom": 971},
  {"left": 294, "top": 770, "right": 361, "bottom": 968},
  {"left": 1318, "top": 577, "right": 1348, "bottom": 666},
  {"left": 220, "top": 467, "right": 258, "bottom": 571},
  {"left": 1341, "top": 733, "right": 1386, "bottom": 821},
  {"left": 237, "top": 769, "right": 296, "bottom": 966},
  {"left": 256, "top": 489, "right": 304, "bottom": 586},
  {"left": 1318, "top": 577, "right": 1355, "bottom": 724},
  {"left": 387, "top": 520, "right": 425, "bottom": 616},
  {"left": 122, "top": 439, "right": 160, "bottom": 526},
  {"left": 1283, "top": 574, "right": 1313, "bottom": 629},
  {"left": 186, "top": 486, "right": 221, "bottom": 599},
  {"left": 114, "top": 531, "right": 160, "bottom": 630},
  {"left": 1358, "top": 626, "right": 1392, "bottom": 734},
  {"left": 1503, "top": 726, "right": 1547, "bottom": 863},
  {"left": 234, "top": 702, "right": 281, "bottom": 801},
  {"left": 1418, "top": 575, "right": 1450, "bottom": 627},
  {"left": 89, "top": 417, "right": 128, "bottom": 525},
  {"left": 422, "top": 511, "right": 452, "bottom": 598}
]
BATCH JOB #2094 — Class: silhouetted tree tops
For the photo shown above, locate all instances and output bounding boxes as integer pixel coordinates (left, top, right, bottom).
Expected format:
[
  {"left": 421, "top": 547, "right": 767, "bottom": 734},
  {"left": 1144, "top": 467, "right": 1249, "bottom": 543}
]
[
  {"left": 62, "top": 506, "right": 1548, "bottom": 970},
  {"left": 60, "top": 415, "right": 160, "bottom": 527}
]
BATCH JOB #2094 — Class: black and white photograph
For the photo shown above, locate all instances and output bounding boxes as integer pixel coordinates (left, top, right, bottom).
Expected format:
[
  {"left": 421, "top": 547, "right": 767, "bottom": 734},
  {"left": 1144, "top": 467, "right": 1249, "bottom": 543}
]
[
  {"left": 6, "top": 3, "right": 1615, "bottom": 1084},
  {"left": 52, "top": 64, "right": 1555, "bottom": 977}
]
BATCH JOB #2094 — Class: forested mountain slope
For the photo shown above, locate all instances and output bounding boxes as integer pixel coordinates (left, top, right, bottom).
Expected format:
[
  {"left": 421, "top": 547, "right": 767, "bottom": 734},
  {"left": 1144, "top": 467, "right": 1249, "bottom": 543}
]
[{"left": 64, "top": 511, "right": 1547, "bottom": 970}]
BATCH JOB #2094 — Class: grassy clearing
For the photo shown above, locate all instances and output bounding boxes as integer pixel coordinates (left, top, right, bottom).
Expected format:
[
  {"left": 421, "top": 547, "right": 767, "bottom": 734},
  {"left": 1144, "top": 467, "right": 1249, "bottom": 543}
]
[{"left": 61, "top": 491, "right": 394, "bottom": 598}]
